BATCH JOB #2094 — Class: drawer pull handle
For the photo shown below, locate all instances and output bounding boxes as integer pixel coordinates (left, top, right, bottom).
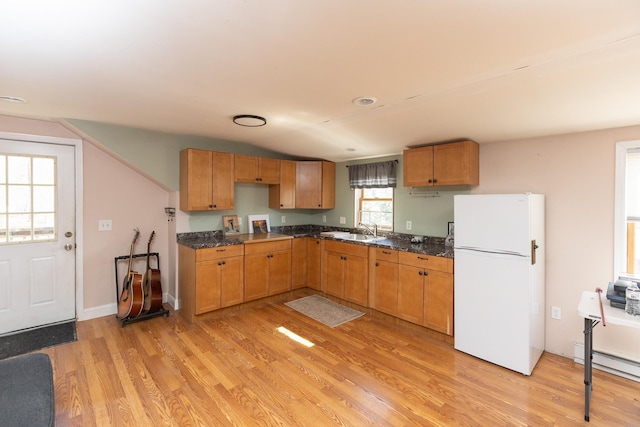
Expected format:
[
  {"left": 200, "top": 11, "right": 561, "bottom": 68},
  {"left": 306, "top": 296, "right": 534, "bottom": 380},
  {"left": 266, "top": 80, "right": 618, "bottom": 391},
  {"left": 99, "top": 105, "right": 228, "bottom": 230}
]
[
  {"left": 382, "top": 250, "right": 392, "bottom": 254},
  {"left": 418, "top": 256, "right": 428, "bottom": 261},
  {"left": 216, "top": 249, "right": 226, "bottom": 252}
]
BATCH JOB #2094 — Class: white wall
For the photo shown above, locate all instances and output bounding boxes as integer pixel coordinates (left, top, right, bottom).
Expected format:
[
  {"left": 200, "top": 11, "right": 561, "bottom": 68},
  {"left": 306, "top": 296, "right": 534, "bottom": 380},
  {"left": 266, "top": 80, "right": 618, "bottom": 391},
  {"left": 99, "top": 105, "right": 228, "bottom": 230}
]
[
  {"left": 82, "top": 142, "right": 173, "bottom": 315},
  {"left": 478, "top": 125, "right": 640, "bottom": 360}
]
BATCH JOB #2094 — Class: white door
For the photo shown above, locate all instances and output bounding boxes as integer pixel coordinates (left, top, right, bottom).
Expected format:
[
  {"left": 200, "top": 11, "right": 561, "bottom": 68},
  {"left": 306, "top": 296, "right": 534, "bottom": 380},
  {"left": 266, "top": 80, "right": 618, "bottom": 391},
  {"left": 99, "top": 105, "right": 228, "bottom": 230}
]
[
  {"left": 0, "top": 139, "right": 76, "bottom": 335},
  {"left": 454, "top": 194, "right": 532, "bottom": 255}
]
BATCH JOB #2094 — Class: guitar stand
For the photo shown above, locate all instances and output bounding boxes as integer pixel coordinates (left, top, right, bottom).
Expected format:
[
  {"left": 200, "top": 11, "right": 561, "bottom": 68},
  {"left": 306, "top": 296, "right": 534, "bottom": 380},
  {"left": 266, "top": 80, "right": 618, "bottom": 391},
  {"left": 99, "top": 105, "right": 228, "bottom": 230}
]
[{"left": 114, "top": 253, "right": 170, "bottom": 327}]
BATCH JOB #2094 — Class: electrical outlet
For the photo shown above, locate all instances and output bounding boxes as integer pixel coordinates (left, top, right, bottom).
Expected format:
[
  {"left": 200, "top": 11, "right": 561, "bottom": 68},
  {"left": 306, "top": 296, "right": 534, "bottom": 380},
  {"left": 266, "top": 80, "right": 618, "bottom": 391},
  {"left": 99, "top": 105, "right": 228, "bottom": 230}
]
[
  {"left": 551, "top": 306, "right": 561, "bottom": 320},
  {"left": 281, "top": 215, "right": 286, "bottom": 223},
  {"left": 406, "top": 221, "right": 412, "bottom": 231},
  {"left": 238, "top": 217, "right": 242, "bottom": 225},
  {"left": 98, "top": 220, "right": 112, "bottom": 231},
  {"left": 339, "top": 217, "right": 346, "bottom": 224},
  {"left": 322, "top": 215, "right": 327, "bottom": 223}
]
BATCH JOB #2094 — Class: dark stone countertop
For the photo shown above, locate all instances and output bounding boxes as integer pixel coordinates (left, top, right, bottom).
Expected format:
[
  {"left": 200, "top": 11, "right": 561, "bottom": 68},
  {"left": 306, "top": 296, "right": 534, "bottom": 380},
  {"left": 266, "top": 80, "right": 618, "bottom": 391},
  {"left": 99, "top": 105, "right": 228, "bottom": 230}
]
[{"left": 177, "top": 225, "right": 454, "bottom": 259}]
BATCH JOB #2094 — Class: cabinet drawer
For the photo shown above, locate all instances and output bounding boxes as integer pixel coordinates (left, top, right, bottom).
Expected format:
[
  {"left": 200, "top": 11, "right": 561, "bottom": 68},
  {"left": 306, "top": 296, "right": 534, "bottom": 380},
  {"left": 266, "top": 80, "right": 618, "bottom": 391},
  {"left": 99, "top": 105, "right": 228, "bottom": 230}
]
[
  {"left": 244, "top": 239, "right": 291, "bottom": 255},
  {"left": 324, "top": 240, "right": 369, "bottom": 258},
  {"left": 196, "top": 245, "right": 244, "bottom": 262},
  {"left": 398, "top": 252, "right": 453, "bottom": 273},
  {"left": 371, "top": 247, "right": 398, "bottom": 263}
]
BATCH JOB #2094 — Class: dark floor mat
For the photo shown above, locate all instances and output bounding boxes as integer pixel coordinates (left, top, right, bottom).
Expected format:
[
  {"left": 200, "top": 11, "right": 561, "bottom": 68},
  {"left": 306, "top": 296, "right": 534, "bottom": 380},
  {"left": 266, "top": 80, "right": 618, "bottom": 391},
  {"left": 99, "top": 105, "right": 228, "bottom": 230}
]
[{"left": 0, "top": 320, "right": 77, "bottom": 360}]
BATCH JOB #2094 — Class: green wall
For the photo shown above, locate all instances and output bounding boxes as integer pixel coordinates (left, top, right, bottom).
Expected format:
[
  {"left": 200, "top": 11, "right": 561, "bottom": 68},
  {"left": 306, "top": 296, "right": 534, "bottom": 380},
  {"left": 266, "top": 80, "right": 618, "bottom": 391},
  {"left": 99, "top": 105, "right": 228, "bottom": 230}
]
[{"left": 69, "top": 120, "right": 467, "bottom": 237}]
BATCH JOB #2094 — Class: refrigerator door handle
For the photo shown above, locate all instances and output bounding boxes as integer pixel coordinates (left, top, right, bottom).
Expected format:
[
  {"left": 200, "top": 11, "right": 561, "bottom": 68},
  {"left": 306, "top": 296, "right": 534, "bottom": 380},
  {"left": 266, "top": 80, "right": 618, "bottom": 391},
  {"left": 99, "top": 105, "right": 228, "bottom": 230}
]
[
  {"left": 531, "top": 240, "right": 539, "bottom": 265},
  {"left": 454, "top": 246, "right": 528, "bottom": 258}
]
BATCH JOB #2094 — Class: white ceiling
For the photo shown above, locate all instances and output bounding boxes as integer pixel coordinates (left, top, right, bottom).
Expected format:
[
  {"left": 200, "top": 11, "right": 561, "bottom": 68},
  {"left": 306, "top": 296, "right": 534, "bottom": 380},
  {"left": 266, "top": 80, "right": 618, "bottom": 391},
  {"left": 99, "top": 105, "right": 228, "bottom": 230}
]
[{"left": 1, "top": 1, "right": 640, "bottom": 162}]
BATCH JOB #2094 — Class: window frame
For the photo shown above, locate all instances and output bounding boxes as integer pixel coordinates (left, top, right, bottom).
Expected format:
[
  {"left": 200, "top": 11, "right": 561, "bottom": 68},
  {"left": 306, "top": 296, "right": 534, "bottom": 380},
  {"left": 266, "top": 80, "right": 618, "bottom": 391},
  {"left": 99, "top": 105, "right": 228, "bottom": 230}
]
[
  {"left": 354, "top": 187, "right": 394, "bottom": 231},
  {"left": 614, "top": 140, "right": 640, "bottom": 279}
]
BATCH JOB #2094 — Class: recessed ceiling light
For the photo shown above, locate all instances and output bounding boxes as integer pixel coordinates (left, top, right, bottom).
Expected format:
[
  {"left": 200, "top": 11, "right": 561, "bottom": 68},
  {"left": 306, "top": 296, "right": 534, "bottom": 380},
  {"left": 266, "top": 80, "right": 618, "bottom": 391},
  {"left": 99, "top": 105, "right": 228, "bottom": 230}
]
[
  {"left": 232, "top": 114, "right": 266, "bottom": 127},
  {"left": 352, "top": 96, "right": 377, "bottom": 106},
  {"left": 0, "top": 96, "right": 27, "bottom": 103}
]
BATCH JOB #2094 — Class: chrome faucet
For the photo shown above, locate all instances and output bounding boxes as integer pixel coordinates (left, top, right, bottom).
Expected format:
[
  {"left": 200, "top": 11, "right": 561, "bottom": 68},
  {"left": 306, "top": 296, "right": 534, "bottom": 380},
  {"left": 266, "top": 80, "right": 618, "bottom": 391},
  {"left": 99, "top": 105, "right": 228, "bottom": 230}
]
[{"left": 359, "top": 222, "right": 378, "bottom": 237}]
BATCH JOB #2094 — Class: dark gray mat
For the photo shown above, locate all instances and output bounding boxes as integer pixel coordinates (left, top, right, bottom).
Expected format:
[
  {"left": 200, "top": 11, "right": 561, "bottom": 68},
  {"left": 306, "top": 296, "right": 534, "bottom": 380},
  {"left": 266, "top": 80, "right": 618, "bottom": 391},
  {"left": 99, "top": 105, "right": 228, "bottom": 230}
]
[
  {"left": 0, "top": 320, "right": 77, "bottom": 360},
  {"left": 0, "top": 353, "right": 55, "bottom": 426}
]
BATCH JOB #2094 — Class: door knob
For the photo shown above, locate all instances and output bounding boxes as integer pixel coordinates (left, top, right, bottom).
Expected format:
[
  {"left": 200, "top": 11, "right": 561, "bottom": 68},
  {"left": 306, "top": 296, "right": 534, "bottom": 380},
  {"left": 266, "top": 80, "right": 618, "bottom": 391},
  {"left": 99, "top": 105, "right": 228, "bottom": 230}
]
[{"left": 64, "top": 244, "right": 74, "bottom": 251}]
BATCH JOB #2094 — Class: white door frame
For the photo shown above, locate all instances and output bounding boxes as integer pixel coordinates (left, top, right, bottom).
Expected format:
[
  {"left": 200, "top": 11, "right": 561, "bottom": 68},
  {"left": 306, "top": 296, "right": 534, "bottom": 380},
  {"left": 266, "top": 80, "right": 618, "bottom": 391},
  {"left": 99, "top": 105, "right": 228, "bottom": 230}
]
[{"left": 0, "top": 131, "right": 84, "bottom": 320}]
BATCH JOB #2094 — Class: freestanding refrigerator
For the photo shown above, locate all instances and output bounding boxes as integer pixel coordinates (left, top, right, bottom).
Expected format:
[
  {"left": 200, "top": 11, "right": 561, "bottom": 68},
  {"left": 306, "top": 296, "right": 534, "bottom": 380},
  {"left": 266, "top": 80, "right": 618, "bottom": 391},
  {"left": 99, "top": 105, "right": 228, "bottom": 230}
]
[{"left": 453, "top": 193, "right": 545, "bottom": 375}]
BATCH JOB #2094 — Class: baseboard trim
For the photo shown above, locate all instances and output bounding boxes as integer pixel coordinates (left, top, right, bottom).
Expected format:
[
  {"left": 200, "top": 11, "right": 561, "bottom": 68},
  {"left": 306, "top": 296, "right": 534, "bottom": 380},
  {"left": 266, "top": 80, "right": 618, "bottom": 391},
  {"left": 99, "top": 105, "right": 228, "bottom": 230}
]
[{"left": 574, "top": 343, "right": 640, "bottom": 382}]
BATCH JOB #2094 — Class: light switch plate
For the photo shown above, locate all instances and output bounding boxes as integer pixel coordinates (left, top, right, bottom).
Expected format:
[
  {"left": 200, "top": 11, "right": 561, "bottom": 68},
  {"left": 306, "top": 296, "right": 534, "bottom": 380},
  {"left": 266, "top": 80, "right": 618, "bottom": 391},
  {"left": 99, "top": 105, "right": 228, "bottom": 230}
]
[{"left": 339, "top": 217, "right": 346, "bottom": 224}]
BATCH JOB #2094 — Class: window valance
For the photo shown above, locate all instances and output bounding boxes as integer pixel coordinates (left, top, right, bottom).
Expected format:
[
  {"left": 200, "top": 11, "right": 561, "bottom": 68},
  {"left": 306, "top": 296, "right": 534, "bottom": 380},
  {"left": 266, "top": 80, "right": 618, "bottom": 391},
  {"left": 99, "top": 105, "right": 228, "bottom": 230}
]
[{"left": 348, "top": 160, "right": 397, "bottom": 189}]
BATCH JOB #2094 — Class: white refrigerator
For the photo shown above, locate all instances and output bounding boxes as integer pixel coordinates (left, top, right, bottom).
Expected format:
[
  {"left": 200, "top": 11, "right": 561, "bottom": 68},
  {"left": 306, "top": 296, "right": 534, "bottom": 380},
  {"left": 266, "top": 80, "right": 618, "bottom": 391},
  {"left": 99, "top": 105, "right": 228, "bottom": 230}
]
[{"left": 453, "top": 193, "right": 545, "bottom": 375}]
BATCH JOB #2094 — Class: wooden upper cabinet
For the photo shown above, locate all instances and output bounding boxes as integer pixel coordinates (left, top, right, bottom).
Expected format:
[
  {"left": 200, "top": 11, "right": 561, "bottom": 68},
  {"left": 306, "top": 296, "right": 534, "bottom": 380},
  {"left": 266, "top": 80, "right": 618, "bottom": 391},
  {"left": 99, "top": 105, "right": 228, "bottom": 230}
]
[
  {"left": 235, "top": 155, "right": 280, "bottom": 184},
  {"left": 295, "top": 161, "right": 335, "bottom": 209},
  {"left": 269, "top": 160, "right": 296, "bottom": 209},
  {"left": 180, "top": 149, "right": 234, "bottom": 211},
  {"left": 403, "top": 140, "right": 479, "bottom": 187}
]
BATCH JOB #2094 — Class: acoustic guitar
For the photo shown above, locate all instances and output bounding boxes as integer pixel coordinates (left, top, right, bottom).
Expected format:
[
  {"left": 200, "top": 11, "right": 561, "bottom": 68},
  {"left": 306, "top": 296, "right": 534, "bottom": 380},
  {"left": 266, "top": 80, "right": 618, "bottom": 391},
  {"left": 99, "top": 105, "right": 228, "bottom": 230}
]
[
  {"left": 117, "top": 229, "right": 144, "bottom": 319},
  {"left": 142, "top": 231, "right": 163, "bottom": 313}
]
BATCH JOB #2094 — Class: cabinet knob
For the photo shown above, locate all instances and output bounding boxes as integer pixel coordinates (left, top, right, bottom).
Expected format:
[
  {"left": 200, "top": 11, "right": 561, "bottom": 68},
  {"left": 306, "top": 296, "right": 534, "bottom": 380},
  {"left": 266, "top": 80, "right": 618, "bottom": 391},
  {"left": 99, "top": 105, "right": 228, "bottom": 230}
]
[
  {"left": 375, "top": 262, "right": 379, "bottom": 267},
  {"left": 419, "top": 271, "right": 423, "bottom": 276},
  {"left": 433, "top": 179, "right": 438, "bottom": 183}
]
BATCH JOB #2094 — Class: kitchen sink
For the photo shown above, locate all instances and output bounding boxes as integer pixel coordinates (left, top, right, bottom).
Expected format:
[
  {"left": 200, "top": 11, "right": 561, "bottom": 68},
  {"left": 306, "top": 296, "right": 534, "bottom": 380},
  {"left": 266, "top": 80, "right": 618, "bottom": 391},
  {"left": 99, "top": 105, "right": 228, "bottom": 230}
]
[{"left": 333, "top": 233, "right": 386, "bottom": 242}]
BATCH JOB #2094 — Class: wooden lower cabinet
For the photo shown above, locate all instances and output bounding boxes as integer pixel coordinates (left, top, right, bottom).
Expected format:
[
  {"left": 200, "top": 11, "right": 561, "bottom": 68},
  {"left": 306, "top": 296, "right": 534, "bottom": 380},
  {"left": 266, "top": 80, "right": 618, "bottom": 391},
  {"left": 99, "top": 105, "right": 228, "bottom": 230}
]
[
  {"left": 322, "top": 240, "right": 368, "bottom": 306},
  {"left": 370, "top": 247, "right": 399, "bottom": 317},
  {"left": 398, "top": 264, "right": 426, "bottom": 325},
  {"left": 244, "top": 240, "right": 292, "bottom": 302},
  {"left": 398, "top": 252, "right": 454, "bottom": 336},
  {"left": 178, "top": 244, "right": 244, "bottom": 322},
  {"left": 291, "top": 238, "right": 307, "bottom": 289},
  {"left": 307, "top": 238, "right": 322, "bottom": 290},
  {"left": 424, "top": 269, "right": 454, "bottom": 335}
]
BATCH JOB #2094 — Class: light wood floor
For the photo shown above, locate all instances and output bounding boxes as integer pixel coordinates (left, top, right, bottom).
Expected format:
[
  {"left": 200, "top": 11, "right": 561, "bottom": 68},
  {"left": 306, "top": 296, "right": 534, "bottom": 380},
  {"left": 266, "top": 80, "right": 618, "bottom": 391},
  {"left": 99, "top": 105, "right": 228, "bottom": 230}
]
[{"left": 40, "top": 290, "right": 639, "bottom": 426}]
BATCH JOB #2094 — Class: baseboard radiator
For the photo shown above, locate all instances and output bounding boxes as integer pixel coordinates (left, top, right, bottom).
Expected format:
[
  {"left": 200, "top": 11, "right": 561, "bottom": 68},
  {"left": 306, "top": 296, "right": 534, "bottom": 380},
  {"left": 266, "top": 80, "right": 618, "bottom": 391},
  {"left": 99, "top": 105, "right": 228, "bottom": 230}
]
[{"left": 574, "top": 343, "right": 640, "bottom": 382}]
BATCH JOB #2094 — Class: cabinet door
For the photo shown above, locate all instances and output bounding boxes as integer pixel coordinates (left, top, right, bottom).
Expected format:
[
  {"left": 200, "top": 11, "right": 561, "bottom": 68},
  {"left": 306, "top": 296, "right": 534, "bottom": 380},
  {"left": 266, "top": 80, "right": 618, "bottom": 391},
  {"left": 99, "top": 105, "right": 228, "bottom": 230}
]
[
  {"left": 234, "top": 154, "right": 259, "bottom": 183},
  {"left": 344, "top": 255, "right": 368, "bottom": 306},
  {"left": 398, "top": 264, "right": 425, "bottom": 325},
  {"left": 324, "top": 251, "right": 345, "bottom": 298},
  {"left": 269, "top": 250, "right": 292, "bottom": 295},
  {"left": 269, "top": 160, "right": 296, "bottom": 209},
  {"left": 403, "top": 146, "right": 434, "bottom": 187},
  {"left": 307, "top": 239, "right": 322, "bottom": 290},
  {"left": 211, "top": 151, "right": 235, "bottom": 210},
  {"left": 372, "top": 260, "right": 399, "bottom": 316},
  {"left": 291, "top": 238, "right": 307, "bottom": 289},
  {"left": 220, "top": 256, "right": 244, "bottom": 308},
  {"left": 433, "top": 141, "right": 479, "bottom": 186},
  {"left": 259, "top": 158, "right": 281, "bottom": 184},
  {"left": 296, "top": 161, "right": 322, "bottom": 208},
  {"left": 244, "top": 253, "right": 270, "bottom": 301},
  {"left": 195, "top": 260, "right": 221, "bottom": 314},
  {"left": 180, "top": 149, "right": 213, "bottom": 211},
  {"left": 424, "top": 270, "right": 454, "bottom": 335},
  {"left": 321, "top": 161, "right": 336, "bottom": 209}
]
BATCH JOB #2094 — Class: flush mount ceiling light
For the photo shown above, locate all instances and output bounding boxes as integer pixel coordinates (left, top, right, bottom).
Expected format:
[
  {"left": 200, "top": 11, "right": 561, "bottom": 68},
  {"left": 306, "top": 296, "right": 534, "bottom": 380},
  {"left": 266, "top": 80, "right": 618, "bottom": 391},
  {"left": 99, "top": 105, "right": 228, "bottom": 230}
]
[
  {"left": 352, "top": 96, "right": 377, "bottom": 106},
  {"left": 0, "top": 96, "right": 27, "bottom": 103},
  {"left": 232, "top": 114, "right": 267, "bottom": 127}
]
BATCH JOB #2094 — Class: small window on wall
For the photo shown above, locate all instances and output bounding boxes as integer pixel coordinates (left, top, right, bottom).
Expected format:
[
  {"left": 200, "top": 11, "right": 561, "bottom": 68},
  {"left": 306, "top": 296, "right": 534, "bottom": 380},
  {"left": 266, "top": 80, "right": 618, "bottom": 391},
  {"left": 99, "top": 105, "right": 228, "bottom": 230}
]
[
  {"left": 355, "top": 188, "right": 394, "bottom": 231},
  {"left": 616, "top": 142, "right": 640, "bottom": 279}
]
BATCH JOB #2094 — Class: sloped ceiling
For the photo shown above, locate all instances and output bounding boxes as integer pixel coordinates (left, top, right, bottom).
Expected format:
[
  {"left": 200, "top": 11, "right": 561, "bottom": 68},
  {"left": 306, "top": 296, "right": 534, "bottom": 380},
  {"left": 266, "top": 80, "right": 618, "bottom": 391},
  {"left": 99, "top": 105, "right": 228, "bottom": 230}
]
[{"left": 1, "top": 1, "right": 640, "bottom": 161}]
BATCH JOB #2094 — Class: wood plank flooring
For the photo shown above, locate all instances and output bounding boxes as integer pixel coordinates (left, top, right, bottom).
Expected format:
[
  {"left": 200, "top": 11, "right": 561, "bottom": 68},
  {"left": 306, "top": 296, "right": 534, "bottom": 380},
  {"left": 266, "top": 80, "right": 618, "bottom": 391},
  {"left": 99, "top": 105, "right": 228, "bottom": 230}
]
[{"left": 39, "top": 290, "right": 639, "bottom": 426}]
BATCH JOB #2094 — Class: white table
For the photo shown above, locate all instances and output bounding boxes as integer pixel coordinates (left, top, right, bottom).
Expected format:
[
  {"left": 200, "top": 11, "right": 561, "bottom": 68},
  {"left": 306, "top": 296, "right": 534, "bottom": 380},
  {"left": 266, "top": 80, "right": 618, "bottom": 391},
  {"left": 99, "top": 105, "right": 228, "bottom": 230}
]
[{"left": 577, "top": 290, "right": 640, "bottom": 421}]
